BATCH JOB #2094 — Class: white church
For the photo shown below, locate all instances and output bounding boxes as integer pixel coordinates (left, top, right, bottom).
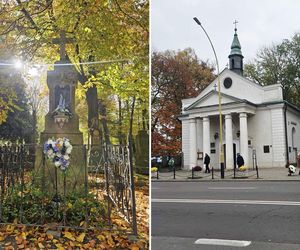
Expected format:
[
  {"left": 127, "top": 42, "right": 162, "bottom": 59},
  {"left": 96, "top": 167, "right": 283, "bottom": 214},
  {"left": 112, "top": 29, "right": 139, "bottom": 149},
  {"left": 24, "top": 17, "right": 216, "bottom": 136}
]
[{"left": 179, "top": 27, "right": 300, "bottom": 170}]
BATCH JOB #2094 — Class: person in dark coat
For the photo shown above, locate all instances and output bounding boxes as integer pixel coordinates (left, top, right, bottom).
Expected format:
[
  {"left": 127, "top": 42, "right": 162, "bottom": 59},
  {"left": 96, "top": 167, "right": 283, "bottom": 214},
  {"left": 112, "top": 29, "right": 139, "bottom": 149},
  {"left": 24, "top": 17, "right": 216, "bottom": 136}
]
[
  {"left": 204, "top": 153, "right": 210, "bottom": 173},
  {"left": 237, "top": 153, "right": 244, "bottom": 168}
]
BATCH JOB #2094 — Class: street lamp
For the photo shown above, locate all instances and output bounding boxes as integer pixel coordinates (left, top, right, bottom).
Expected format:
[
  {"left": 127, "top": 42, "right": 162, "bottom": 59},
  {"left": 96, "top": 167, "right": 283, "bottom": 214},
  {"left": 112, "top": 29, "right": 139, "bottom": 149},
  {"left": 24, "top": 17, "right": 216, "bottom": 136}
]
[{"left": 193, "top": 17, "right": 225, "bottom": 178}]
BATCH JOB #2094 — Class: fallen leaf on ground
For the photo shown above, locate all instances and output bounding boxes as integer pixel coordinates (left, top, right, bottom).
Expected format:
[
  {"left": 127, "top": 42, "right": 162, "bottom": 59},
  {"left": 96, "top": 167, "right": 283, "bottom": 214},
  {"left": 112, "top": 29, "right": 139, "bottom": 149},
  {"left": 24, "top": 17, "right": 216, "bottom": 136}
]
[
  {"left": 76, "top": 232, "right": 85, "bottom": 243},
  {"left": 63, "top": 231, "right": 75, "bottom": 241}
]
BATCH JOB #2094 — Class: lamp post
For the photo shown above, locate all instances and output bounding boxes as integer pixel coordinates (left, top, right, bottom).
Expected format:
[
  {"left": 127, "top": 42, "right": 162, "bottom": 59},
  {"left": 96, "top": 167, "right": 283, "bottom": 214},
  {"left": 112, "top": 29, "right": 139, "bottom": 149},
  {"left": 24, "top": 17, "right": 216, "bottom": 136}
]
[{"left": 193, "top": 17, "right": 225, "bottom": 178}]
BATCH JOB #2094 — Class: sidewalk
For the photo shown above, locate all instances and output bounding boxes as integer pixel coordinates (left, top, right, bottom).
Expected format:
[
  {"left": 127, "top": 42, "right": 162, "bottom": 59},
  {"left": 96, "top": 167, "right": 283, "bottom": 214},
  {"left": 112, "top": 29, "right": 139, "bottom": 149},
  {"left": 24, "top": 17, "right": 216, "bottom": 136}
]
[{"left": 151, "top": 167, "right": 300, "bottom": 182}]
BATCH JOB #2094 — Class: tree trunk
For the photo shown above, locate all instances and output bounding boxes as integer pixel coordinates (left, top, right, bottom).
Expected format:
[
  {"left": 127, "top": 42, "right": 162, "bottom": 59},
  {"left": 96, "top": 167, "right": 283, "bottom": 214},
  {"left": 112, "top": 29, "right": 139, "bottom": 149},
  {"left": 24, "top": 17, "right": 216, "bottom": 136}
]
[
  {"left": 142, "top": 108, "right": 148, "bottom": 131},
  {"left": 86, "top": 86, "right": 98, "bottom": 129},
  {"left": 98, "top": 100, "right": 111, "bottom": 145},
  {"left": 32, "top": 109, "right": 37, "bottom": 143},
  {"left": 118, "top": 97, "right": 124, "bottom": 145}
]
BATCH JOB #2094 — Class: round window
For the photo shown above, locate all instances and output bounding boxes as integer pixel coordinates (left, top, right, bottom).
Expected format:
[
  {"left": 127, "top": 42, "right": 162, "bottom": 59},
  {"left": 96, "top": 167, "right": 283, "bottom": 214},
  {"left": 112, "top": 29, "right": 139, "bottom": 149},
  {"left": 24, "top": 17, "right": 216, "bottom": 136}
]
[{"left": 223, "top": 77, "right": 232, "bottom": 89}]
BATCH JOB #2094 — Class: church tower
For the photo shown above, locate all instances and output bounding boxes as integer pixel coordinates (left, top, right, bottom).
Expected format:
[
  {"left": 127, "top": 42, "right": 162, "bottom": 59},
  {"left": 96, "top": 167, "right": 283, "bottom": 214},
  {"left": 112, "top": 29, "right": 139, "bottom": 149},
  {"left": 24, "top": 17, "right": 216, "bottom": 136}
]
[{"left": 228, "top": 21, "right": 244, "bottom": 75}]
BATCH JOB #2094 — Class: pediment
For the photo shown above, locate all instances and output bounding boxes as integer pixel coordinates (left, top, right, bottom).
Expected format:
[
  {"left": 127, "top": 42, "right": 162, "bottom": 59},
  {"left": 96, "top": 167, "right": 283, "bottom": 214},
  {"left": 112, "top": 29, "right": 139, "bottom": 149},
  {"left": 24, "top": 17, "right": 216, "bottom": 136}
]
[{"left": 186, "top": 90, "right": 243, "bottom": 110}]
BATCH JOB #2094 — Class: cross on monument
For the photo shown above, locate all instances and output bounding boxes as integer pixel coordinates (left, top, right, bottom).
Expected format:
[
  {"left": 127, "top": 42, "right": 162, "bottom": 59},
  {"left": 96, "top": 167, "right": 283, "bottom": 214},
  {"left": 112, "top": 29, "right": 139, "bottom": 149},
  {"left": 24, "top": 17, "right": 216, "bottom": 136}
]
[
  {"left": 213, "top": 83, "right": 217, "bottom": 91},
  {"left": 52, "top": 31, "right": 74, "bottom": 61},
  {"left": 233, "top": 20, "right": 238, "bottom": 33}
]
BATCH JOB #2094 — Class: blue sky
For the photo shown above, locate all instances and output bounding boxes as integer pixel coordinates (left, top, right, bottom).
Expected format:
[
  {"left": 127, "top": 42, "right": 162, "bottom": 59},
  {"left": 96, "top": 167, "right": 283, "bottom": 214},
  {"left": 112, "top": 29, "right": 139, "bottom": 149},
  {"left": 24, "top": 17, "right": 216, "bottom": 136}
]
[{"left": 151, "top": 0, "right": 300, "bottom": 70}]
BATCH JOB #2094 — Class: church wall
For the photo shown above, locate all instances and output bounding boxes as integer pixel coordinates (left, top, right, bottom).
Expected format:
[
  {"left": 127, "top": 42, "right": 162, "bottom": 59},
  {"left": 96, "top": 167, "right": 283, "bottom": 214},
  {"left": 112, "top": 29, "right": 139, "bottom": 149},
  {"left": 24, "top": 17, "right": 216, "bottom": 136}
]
[
  {"left": 263, "top": 85, "right": 283, "bottom": 103},
  {"left": 196, "top": 119, "right": 203, "bottom": 166},
  {"left": 182, "top": 119, "right": 190, "bottom": 169},
  {"left": 286, "top": 109, "right": 300, "bottom": 164},
  {"left": 270, "top": 108, "right": 286, "bottom": 167},
  {"left": 248, "top": 109, "right": 273, "bottom": 167}
]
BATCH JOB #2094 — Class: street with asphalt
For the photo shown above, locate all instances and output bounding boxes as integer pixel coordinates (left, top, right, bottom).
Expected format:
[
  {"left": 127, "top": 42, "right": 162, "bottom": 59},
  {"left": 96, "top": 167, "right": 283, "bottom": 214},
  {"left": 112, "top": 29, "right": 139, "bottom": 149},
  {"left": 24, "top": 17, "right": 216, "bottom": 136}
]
[{"left": 151, "top": 181, "right": 300, "bottom": 249}]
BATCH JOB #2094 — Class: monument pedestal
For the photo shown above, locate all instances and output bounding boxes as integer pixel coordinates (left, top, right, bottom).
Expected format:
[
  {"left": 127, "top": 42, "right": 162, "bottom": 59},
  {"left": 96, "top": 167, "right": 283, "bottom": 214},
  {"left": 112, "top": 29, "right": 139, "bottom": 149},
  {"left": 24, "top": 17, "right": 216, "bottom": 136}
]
[{"left": 35, "top": 58, "right": 85, "bottom": 194}]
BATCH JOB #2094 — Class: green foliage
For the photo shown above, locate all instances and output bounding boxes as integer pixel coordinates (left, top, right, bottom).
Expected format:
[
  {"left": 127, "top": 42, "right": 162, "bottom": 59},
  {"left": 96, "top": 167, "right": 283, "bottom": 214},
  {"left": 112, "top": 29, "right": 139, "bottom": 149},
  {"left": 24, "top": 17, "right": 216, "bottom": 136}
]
[
  {"left": 0, "top": 88, "right": 17, "bottom": 125},
  {"left": 244, "top": 33, "right": 300, "bottom": 107},
  {"left": 2, "top": 184, "right": 106, "bottom": 227},
  {"left": 0, "top": 0, "right": 149, "bottom": 145},
  {"left": 0, "top": 68, "right": 33, "bottom": 142}
]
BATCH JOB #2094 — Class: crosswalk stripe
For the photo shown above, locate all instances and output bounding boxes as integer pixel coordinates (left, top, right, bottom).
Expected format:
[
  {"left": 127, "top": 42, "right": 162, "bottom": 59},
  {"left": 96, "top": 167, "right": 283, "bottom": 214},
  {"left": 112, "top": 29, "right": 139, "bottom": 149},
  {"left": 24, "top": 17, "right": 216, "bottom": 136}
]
[{"left": 194, "top": 238, "right": 251, "bottom": 247}]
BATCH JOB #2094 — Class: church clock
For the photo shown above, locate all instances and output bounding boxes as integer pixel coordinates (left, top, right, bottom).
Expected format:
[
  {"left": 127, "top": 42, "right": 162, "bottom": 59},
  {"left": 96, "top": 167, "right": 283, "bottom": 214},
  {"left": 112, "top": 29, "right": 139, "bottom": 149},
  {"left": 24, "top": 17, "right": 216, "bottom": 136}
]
[{"left": 223, "top": 77, "right": 232, "bottom": 89}]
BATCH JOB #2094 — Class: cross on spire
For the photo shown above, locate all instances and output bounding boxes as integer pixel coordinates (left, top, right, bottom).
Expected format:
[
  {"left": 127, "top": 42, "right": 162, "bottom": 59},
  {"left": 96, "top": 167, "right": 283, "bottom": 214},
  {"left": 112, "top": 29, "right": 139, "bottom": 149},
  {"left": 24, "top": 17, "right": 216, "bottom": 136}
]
[
  {"left": 233, "top": 20, "right": 238, "bottom": 33},
  {"left": 52, "top": 31, "right": 74, "bottom": 61}
]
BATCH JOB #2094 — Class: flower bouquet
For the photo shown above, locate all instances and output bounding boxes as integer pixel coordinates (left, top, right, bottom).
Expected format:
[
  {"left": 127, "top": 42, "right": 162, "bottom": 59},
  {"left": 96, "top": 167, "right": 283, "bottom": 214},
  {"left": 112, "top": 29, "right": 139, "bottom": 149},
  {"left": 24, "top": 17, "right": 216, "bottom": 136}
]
[
  {"left": 151, "top": 167, "right": 158, "bottom": 173},
  {"left": 288, "top": 165, "right": 296, "bottom": 176},
  {"left": 44, "top": 138, "right": 73, "bottom": 171},
  {"left": 238, "top": 165, "right": 247, "bottom": 172}
]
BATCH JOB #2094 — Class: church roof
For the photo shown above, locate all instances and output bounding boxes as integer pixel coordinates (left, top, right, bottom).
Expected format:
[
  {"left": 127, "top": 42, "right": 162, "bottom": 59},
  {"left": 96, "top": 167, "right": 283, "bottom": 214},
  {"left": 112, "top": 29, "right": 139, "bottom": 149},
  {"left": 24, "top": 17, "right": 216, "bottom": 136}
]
[{"left": 229, "top": 28, "right": 243, "bottom": 57}]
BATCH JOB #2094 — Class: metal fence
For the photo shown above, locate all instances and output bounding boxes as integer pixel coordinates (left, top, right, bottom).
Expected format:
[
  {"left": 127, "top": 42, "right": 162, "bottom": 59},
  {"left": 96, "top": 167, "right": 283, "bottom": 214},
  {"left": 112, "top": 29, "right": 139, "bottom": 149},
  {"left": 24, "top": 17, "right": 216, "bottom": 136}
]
[
  {"left": 151, "top": 165, "right": 259, "bottom": 180},
  {"left": 0, "top": 143, "right": 137, "bottom": 234}
]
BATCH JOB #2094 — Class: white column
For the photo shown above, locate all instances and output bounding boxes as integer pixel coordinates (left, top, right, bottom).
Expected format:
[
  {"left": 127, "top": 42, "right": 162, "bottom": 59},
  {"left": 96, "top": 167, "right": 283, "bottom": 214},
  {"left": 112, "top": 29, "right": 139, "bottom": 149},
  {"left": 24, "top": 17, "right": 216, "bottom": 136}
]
[
  {"left": 225, "top": 114, "right": 234, "bottom": 169},
  {"left": 189, "top": 118, "right": 197, "bottom": 169},
  {"left": 239, "top": 113, "right": 248, "bottom": 166},
  {"left": 203, "top": 117, "right": 211, "bottom": 164}
]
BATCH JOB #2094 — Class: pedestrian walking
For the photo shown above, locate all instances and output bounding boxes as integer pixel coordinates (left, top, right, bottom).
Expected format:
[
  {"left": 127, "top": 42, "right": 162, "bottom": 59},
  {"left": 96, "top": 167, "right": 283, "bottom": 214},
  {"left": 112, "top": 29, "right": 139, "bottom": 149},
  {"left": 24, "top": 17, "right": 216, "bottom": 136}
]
[
  {"left": 168, "top": 156, "right": 175, "bottom": 172},
  {"left": 204, "top": 153, "right": 210, "bottom": 173},
  {"left": 237, "top": 153, "right": 244, "bottom": 168}
]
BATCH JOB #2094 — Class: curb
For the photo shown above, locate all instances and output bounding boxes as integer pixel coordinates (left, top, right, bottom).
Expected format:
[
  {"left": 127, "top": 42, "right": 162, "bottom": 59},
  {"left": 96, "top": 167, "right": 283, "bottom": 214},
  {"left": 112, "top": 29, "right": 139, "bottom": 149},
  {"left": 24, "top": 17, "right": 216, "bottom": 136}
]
[{"left": 151, "top": 178, "right": 300, "bottom": 182}]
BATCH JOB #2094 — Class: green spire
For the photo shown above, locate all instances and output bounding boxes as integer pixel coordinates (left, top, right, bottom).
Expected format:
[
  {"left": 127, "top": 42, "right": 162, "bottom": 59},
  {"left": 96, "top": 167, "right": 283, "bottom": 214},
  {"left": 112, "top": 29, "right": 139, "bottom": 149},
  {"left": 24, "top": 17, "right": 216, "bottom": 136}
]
[{"left": 230, "top": 27, "right": 242, "bottom": 56}]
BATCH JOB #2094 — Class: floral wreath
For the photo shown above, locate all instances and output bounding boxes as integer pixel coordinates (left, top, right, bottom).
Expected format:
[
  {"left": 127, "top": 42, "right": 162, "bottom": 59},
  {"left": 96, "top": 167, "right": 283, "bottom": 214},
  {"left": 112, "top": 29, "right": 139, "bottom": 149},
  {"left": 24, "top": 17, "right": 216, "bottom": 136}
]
[{"left": 43, "top": 137, "right": 73, "bottom": 171}]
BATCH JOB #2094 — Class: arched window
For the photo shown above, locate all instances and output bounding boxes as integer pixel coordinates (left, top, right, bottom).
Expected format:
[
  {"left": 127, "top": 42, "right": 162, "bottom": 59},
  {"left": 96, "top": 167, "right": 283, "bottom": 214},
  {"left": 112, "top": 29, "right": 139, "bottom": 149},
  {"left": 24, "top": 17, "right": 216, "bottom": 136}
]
[{"left": 231, "top": 59, "right": 234, "bottom": 68}]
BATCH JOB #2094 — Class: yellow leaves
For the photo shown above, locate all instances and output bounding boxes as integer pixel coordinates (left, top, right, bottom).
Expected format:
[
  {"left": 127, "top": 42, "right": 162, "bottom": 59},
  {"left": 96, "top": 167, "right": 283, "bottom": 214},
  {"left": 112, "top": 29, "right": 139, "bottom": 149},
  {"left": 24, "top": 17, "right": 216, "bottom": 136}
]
[
  {"left": 97, "top": 234, "right": 106, "bottom": 241},
  {"left": 55, "top": 243, "right": 64, "bottom": 250},
  {"left": 63, "top": 231, "right": 76, "bottom": 241},
  {"left": 76, "top": 232, "right": 85, "bottom": 243},
  {"left": 67, "top": 202, "right": 73, "bottom": 209},
  {"left": 38, "top": 242, "right": 45, "bottom": 249},
  {"left": 0, "top": 235, "right": 6, "bottom": 242},
  {"left": 6, "top": 225, "right": 15, "bottom": 233},
  {"left": 107, "top": 235, "right": 115, "bottom": 247},
  {"left": 20, "top": 232, "right": 27, "bottom": 240},
  {"left": 46, "top": 233, "right": 53, "bottom": 240},
  {"left": 15, "top": 235, "right": 23, "bottom": 245},
  {"left": 84, "top": 27, "right": 92, "bottom": 33}
]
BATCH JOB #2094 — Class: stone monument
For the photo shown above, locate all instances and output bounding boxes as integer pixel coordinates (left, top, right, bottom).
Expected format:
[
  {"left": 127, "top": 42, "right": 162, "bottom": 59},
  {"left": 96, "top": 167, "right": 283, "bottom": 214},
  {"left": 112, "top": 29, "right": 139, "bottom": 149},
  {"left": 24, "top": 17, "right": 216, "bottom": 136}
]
[
  {"left": 135, "top": 111, "right": 149, "bottom": 174},
  {"left": 36, "top": 31, "right": 85, "bottom": 193}
]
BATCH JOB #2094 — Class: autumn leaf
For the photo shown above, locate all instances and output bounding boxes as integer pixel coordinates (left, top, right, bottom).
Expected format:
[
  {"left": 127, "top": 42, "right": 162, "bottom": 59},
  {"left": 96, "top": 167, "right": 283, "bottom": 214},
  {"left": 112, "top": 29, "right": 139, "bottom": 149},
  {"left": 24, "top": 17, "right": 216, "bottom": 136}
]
[
  {"left": 55, "top": 243, "right": 64, "bottom": 250},
  {"left": 97, "top": 235, "right": 106, "bottom": 241},
  {"left": 107, "top": 235, "right": 115, "bottom": 246},
  {"left": 46, "top": 234, "right": 53, "bottom": 240},
  {"left": 76, "top": 232, "right": 85, "bottom": 243},
  {"left": 63, "top": 231, "right": 76, "bottom": 241},
  {"left": 6, "top": 225, "right": 15, "bottom": 233},
  {"left": 15, "top": 236, "right": 23, "bottom": 245},
  {"left": 17, "top": 244, "right": 25, "bottom": 249},
  {"left": 38, "top": 242, "right": 45, "bottom": 249},
  {"left": 131, "top": 244, "right": 139, "bottom": 250}
]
